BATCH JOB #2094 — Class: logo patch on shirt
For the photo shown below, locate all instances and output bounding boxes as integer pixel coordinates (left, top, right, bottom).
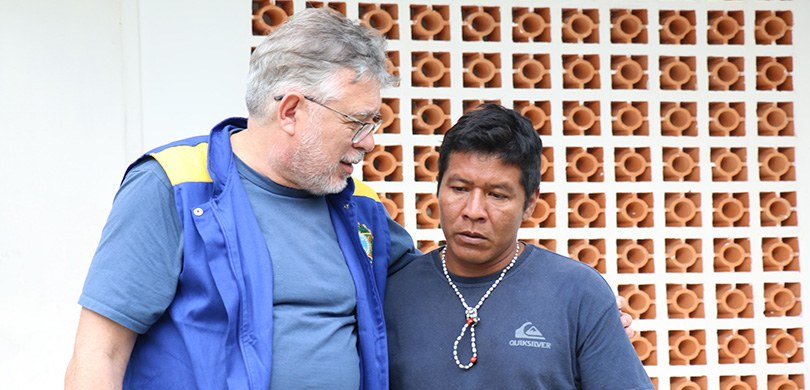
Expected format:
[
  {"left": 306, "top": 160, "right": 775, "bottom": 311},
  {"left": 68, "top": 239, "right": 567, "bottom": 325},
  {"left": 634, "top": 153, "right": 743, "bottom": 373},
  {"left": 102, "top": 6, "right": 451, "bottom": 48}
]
[
  {"left": 357, "top": 223, "right": 373, "bottom": 262},
  {"left": 509, "top": 322, "right": 552, "bottom": 349}
]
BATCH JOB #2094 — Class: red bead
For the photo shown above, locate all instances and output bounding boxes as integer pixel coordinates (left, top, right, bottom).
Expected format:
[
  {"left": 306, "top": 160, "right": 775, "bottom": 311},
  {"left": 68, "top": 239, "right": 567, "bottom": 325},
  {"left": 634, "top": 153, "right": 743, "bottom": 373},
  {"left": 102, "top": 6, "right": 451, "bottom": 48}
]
[
  {"left": 466, "top": 318, "right": 473, "bottom": 325},
  {"left": 470, "top": 357, "right": 477, "bottom": 364}
]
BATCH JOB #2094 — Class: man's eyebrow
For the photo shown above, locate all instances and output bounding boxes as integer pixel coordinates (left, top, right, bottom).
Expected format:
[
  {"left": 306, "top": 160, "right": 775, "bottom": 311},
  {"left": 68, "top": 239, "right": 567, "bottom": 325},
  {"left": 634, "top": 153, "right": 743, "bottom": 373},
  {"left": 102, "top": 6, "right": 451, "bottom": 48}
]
[
  {"left": 444, "top": 174, "right": 469, "bottom": 184},
  {"left": 352, "top": 109, "right": 380, "bottom": 120},
  {"left": 446, "top": 175, "right": 516, "bottom": 191},
  {"left": 487, "top": 182, "right": 517, "bottom": 192}
]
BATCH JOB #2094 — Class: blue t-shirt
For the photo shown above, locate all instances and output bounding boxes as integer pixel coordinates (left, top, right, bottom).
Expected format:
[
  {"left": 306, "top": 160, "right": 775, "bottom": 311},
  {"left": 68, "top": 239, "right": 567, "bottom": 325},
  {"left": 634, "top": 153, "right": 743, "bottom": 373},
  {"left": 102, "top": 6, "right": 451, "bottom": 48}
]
[
  {"left": 384, "top": 244, "right": 653, "bottom": 389},
  {"left": 80, "top": 152, "right": 419, "bottom": 388}
]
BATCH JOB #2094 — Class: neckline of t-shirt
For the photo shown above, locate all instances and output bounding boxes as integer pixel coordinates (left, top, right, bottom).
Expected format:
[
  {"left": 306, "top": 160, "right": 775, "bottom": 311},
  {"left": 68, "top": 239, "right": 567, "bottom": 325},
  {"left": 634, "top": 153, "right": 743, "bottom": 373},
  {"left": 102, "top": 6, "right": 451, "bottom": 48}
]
[
  {"left": 233, "top": 152, "right": 320, "bottom": 200},
  {"left": 431, "top": 243, "right": 534, "bottom": 285}
]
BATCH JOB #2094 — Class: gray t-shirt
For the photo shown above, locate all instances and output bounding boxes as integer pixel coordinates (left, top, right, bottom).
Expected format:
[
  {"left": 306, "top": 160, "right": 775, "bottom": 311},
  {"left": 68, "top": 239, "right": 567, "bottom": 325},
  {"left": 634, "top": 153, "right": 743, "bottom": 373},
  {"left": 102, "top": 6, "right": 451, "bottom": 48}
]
[
  {"left": 384, "top": 245, "right": 654, "bottom": 389},
  {"left": 80, "top": 156, "right": 361, "bottom": 388}
]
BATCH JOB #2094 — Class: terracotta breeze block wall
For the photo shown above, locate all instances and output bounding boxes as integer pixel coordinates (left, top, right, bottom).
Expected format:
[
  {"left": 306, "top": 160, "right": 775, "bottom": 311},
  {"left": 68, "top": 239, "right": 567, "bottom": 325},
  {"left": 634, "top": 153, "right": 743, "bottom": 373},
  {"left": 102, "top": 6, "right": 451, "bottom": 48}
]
[{"left": 251, "top": 1, "right": 806, "bottom": 389}]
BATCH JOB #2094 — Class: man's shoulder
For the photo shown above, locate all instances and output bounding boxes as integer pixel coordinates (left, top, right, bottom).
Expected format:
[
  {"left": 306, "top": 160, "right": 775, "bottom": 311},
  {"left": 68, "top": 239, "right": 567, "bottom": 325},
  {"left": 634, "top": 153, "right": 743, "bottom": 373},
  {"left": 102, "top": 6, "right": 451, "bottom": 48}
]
[
  {"left": 384, "top": 250, "right": 439, "bottom": 309},
  {"left": 526, "top": 245, "right": 600, "bottom": 274},
  {"left": 523, "top": 245, "right": 611, "bottom": 289},
  {"left": 124, "top": 135, "right": 211, "bottom": 186},
  {"left": 351, "top": 179, "right": 381, "bottom": 202},
  {"left": 387, "top": 250, "right": 437, "bottom": 284},
  {"left": 146, "top": 135, "right": 210, "bottom": 155}
]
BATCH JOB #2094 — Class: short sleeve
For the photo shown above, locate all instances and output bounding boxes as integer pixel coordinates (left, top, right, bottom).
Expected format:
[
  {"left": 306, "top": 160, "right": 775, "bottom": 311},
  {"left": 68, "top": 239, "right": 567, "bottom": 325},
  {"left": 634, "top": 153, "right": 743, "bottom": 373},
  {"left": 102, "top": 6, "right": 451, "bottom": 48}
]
[
  {"left": 575, "top": 272, "right": 653, "bottom": 389},
  {"left": 78, "top": 158, "right": 183, "bottom": 334},
  {"left": 385, "top": 216, "right": 421, "bottom": 276}
]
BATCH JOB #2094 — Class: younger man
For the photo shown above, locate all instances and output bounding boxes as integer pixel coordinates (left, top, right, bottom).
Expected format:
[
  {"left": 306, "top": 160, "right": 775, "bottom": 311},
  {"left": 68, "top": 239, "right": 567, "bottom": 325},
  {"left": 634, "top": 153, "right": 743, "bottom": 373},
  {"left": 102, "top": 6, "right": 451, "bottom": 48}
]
[{"left": 385, "top": 104, "right": 653, "bottom": 389}]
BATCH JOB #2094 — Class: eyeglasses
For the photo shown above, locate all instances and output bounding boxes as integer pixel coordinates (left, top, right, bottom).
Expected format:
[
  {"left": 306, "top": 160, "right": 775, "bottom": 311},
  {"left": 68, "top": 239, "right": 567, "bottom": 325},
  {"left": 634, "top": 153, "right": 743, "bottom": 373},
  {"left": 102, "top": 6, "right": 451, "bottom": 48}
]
[{"left": 274, "top": 95, "right": 383, "bottom": 143}]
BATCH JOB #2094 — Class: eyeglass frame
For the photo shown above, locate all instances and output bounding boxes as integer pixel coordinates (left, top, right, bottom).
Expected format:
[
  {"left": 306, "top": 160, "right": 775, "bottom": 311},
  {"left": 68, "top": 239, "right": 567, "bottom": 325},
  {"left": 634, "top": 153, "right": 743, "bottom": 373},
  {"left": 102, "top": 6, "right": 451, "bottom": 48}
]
[{"left": 274, "top": 95, "right": 383, "bottom": 143}]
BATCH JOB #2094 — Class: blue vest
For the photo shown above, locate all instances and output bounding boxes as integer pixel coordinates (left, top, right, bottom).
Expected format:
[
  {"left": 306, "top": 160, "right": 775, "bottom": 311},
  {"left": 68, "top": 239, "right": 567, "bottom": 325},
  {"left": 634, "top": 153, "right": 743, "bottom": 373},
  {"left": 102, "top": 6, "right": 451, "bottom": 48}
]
[{"left": 123, "top": 118, "right": 391, "bottom": 389}]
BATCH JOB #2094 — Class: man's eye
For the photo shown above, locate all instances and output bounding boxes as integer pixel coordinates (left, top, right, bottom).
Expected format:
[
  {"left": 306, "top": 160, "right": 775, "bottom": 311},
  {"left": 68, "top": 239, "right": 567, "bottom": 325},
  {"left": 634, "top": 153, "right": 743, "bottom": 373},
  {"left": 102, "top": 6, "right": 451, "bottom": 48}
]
[{"left": 343, "top": 120, "right": 362, "bottom": 129}]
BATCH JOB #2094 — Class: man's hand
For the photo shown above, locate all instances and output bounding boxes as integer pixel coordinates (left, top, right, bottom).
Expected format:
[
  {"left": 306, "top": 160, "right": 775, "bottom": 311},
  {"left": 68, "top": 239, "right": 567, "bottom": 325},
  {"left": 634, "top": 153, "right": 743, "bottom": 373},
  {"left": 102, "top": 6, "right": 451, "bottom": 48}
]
[{"left": 617, "top": 296, "right": 634, "bottom": 338}]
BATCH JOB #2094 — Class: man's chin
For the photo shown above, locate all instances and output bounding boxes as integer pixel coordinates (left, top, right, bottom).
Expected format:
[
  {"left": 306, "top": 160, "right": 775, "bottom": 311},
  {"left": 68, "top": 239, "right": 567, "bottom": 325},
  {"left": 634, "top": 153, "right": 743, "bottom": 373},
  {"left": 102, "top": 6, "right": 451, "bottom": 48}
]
[{"left": 305, "top": 176, "right": 350, "bottom": 196}]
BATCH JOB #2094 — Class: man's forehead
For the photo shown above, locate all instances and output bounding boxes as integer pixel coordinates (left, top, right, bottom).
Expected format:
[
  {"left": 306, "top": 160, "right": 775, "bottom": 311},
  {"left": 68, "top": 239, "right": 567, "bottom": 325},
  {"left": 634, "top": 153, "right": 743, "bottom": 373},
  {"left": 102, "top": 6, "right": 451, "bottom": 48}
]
[
  {"left": 446, "top": 153, "right": 520, "bottom": 183},
  {"left": 448, "top": 151, "right": 504, "bottom": 165},
  {"left": 333, "top": 84, "right": 381, "bottom": 119}
]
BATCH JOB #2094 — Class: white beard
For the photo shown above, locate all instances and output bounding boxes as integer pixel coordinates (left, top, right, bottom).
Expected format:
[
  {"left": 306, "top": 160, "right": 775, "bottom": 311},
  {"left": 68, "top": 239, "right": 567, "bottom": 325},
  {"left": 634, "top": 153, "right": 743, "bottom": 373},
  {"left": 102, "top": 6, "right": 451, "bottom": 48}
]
[{"left": 290, "top": 123, "right": 364, "bottom": 195}]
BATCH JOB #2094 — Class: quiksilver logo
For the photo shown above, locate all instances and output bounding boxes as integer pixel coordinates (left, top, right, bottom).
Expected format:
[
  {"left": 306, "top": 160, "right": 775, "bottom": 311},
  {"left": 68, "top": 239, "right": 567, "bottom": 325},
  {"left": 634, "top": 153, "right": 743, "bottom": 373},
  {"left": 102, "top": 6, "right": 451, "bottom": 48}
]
[{"left": 509, "top": 322, "right": 552, "bottom": 349}]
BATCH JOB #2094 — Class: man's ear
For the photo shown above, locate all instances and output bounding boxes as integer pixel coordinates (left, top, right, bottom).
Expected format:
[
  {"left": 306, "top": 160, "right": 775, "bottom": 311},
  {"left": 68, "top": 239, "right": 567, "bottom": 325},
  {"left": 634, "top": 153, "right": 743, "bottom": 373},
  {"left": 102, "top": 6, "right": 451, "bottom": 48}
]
[
  {"left": 276, "top": 94, "right": 305, "bottom": 136},
  {"left": 522, "top": 187, "right": 540, "bottom": 221}
]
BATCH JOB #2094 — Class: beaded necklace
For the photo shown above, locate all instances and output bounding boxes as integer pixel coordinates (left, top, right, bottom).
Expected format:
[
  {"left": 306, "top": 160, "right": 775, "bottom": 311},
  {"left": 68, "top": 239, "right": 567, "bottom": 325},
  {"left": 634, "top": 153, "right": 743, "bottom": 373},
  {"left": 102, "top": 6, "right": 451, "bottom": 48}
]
[{"left": 440, "top": 241, "right": 520, "bottom": 369}]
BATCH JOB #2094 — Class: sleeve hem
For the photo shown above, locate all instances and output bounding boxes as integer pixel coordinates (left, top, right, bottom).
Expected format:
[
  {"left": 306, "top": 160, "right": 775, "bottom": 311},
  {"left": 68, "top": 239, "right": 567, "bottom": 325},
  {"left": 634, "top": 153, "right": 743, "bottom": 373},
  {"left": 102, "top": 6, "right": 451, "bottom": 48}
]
[{"left": 78, "top": 294, "right": 152, "bottom": 334}]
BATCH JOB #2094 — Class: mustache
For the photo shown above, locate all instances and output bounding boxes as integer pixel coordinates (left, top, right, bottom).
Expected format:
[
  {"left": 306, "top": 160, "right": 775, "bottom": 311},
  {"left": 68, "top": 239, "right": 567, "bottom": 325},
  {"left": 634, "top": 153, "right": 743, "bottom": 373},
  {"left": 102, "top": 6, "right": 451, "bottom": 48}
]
[{"left": 341, "top": 151, "right": 365, "bottom": 165}]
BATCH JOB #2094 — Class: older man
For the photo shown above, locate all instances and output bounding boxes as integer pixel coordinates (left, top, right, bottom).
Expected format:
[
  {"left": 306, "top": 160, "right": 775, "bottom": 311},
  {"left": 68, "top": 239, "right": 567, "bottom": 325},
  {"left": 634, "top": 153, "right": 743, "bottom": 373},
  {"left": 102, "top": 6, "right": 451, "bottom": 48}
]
[
  {"left": 65, "top": 8, "right": 417, "bottom": 389},
  {"left": 385, "top": 104, "right": 653, "bottom": 389}
]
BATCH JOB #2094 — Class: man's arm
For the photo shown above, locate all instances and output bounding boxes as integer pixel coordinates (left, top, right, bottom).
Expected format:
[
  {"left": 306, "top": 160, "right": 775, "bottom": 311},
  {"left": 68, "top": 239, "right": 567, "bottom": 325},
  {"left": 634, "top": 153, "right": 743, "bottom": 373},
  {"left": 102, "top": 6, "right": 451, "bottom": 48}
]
[
  {"left": 65, "top": 308, "right": 137, "bottom": 390},
  {"left": 577, "top": 275, "right": 653, "bottom": 389},
  {"left": 385, "top": 215, "right": 422, "bottom": 276}
]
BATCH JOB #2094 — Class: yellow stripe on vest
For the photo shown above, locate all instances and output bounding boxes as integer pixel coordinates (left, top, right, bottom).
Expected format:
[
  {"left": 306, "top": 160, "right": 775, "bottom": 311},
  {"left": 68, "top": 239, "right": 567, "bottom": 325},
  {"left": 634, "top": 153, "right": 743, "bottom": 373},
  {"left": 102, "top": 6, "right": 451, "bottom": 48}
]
[
  {"left": 150, "top": 143, "right": 212, "bottom": 186},
  {"left": 353, "top": 180, "right": 381, "bottom": 202}
]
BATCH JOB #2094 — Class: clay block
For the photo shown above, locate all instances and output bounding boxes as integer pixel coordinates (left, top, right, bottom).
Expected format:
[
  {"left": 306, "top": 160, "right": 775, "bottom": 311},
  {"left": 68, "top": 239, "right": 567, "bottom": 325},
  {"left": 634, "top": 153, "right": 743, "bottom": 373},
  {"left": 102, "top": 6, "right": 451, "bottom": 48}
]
[
  {"left": 611, "top": 9, "right": 647, "bottom": 44},
  {"left": 359, "top": 3, "right": 399, "bottom": 39},
  {"left": 410, "top": 5, "right": 450, "bottom": 40},
  {"left": 562, "top": 8, "right": 599, "bottom": 43},
  {"left": 512, "top": 7, "right": 551, "bottom": 42}
]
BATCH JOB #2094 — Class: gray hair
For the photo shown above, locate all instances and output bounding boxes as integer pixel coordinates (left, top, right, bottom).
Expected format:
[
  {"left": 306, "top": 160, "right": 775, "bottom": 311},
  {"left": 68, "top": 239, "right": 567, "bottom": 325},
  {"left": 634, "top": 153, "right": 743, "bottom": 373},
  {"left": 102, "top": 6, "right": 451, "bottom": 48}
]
[{"left": 246, "top": 8, "right": 397, "bottom": 120}]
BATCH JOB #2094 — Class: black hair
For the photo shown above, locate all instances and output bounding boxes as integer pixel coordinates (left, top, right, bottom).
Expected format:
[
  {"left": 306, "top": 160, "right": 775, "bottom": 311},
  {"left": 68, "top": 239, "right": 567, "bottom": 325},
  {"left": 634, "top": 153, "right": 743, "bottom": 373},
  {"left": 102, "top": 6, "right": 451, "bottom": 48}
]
[{"left": 437, "top": 104, "right": 543, "bottom": 208}]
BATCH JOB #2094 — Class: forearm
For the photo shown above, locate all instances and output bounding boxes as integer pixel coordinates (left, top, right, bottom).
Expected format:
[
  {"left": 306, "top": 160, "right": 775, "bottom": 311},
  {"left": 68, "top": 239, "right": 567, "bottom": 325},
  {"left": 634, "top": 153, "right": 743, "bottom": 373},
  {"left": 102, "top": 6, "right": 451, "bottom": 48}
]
[
  {"left": 65, "top": 352, "right": 129, "bottom": 390},
  {"left": 65, "top": 308, "right": 136, "bottom": 390}
]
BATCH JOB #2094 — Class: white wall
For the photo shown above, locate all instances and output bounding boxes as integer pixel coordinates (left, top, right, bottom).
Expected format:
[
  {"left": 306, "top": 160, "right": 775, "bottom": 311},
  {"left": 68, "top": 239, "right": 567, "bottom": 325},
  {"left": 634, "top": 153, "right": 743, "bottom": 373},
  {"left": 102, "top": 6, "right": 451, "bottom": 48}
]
[
  {"left": 0, "top": 0, "right": 248, "bottom": 387},
  {"left": 136, "top": 0, "right": 249, "bottom": 148},
  {"left": 0, "top": 1, "right": 127, "bottom": 388}
]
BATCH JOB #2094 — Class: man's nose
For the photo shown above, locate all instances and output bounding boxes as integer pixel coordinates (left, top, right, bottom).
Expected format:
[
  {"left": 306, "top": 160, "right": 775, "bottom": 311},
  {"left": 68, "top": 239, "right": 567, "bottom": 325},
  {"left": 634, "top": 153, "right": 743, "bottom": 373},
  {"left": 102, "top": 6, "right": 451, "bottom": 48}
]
[
  {"left": 353, "top": 131, "right": 376, "bottom": 152},
  {"left": 462, "top": 190, "right": 487, "bottom": 221}
]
